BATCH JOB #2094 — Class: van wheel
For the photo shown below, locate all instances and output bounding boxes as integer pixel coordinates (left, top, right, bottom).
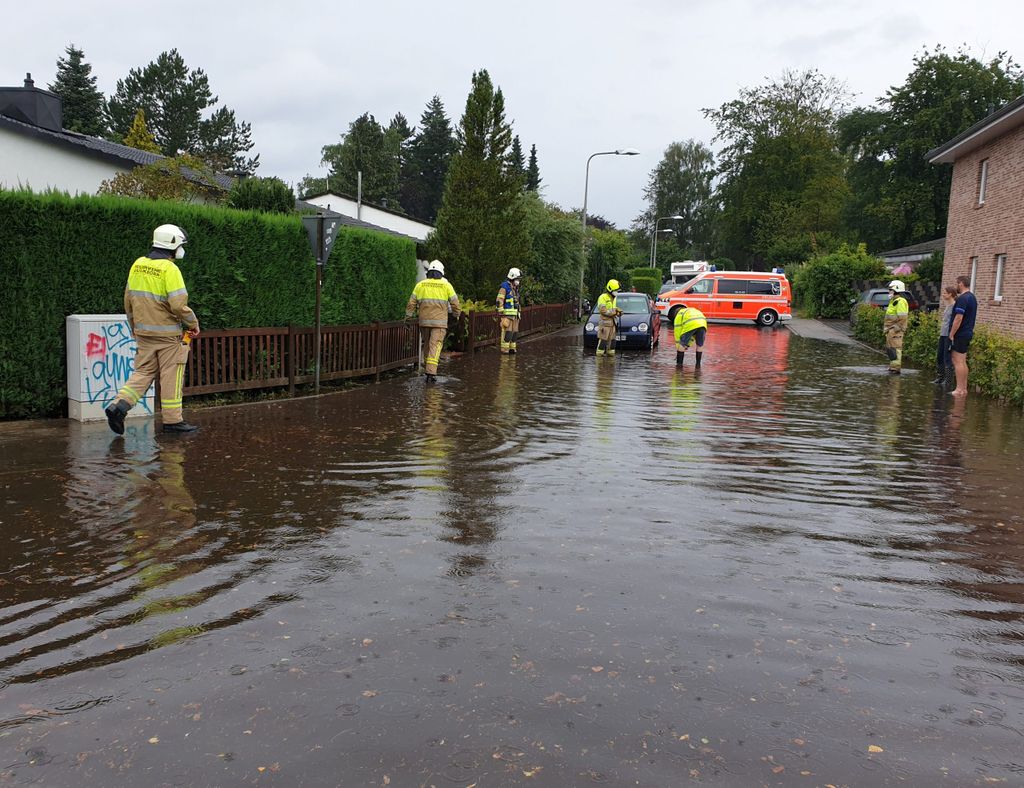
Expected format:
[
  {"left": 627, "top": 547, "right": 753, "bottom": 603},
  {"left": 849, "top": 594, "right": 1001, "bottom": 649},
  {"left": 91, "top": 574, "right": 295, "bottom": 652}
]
[{"left": 757, "top": 309, "right": 778, "bottom": 327}]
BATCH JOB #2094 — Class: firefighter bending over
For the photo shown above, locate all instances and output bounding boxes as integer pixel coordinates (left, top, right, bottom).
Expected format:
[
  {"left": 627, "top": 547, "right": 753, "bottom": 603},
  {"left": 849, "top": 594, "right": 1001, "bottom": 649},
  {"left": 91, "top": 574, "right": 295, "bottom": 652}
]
[
  {"left": 496, "top": 267, "right": 523, "bottom": 354},
  {"left": 674, "top": 306, "right": 707, "bottom": 367},
  {"left": 406, "top": 260, "right": 461, "bottom": 382},
  {"left": 884, "top": 280, "right": 910, "bottom": 374}
]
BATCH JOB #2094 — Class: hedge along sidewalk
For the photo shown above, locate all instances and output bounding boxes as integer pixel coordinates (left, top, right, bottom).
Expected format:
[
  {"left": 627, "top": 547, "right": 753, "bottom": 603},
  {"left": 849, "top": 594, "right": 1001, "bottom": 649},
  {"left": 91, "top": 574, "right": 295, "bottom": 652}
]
[
  {"left": 0, "top": 189, "right": 417, "bottom": 420},
  {"left": 852, "top": 305, "right": 1024, "bottom": 407}
]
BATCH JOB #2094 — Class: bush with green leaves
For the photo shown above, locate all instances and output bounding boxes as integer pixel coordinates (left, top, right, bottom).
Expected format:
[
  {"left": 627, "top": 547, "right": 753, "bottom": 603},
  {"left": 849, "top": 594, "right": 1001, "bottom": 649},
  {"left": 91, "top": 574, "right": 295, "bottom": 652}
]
[
  {"left": 915, "top": 251, "right": 944, "bottom": 283},
  {"left": 710, "top": 256, "right": 735, "bottom": 271},
  {"left": 790, "top": 243, "right": 888, "bottom": 317},
  {"left": 630, "top": 276, "right": 660, "bottom": 297},
  {"left": 227, "top": 176, "right": 296, "bottom": 214},
  {"left": 852, "top": 305, "right": 1024, "bottom": 406},
  {"left": 0, "top": 189, "right": 415, "bottom": 419}
]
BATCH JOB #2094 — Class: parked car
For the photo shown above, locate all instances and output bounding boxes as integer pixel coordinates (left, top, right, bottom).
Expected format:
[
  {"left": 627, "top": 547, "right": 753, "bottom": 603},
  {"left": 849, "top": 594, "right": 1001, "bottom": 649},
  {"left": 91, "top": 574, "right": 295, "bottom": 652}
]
[
  {"left": 655, "top": 271, "right": 792, "bottom": 327},
  {"left": 583, "top": 293, "right": 661, "bottom": 350},
  {"left": 850, "top": 288, "right": 920, "bottom": 321}
]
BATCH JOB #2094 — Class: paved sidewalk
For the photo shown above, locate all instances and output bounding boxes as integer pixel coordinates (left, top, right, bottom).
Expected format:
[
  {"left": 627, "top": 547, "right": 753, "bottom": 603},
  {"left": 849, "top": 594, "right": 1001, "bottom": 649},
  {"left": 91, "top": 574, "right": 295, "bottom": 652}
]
[{"left": 786, "top": 316, "right": 867, "bottom": 347}]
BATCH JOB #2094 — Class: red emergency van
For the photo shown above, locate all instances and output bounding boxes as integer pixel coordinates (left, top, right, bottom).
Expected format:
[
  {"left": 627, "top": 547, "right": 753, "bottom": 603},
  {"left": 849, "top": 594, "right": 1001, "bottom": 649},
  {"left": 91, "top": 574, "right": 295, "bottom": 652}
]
[{"left": 655, "top": 271, "right": 792, "bottom": 327}]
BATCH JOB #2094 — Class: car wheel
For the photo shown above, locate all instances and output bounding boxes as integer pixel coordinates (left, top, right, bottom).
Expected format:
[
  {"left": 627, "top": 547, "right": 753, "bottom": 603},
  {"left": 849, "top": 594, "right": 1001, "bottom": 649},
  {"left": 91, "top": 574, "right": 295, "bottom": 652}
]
[{"left": 757, "top": 309, "right": 778, "bottom": 327}]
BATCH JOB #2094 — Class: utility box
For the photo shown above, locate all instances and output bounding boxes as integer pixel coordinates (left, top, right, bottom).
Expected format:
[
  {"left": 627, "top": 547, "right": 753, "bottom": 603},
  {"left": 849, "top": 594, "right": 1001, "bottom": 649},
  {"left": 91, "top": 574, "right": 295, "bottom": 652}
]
[{"left": 66, "top": 315, "right": 154, "bottom": 422}]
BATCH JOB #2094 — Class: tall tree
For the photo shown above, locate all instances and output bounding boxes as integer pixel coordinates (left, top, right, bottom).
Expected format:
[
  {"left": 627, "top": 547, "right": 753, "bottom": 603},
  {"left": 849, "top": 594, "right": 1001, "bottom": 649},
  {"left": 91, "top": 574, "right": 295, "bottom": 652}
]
[
  {"left": 507, "top": 135, "right": 526, "bottom": 183},
  {"left": 48, "top": 44, "right": 105, "bottom": 135},
  {"left": 525, "top": 143, "right": 541, "bottom": 192},
  {"left": 401, "top": 95, "right": 456, "bottom": 223},
  {"left": 705, "top": 69, "right": 850, "bottom": 265},
  {"left": 123, "top": 108, "right": 161, "bottom": 153},
  {"left": 633, "top": 139, "right": 717, "bottom": 259},
  {"left": 428, "top": 70, "right": 530, "bottom": 299},
  {"left": 106, "top": 49, "right": 258, "bottom": 173},
  {"left": 321, "top": 113, "right": 401, "bottom": 206},
  {"left": 839, "top": 46, "right": 1022, "bottom": 250}
]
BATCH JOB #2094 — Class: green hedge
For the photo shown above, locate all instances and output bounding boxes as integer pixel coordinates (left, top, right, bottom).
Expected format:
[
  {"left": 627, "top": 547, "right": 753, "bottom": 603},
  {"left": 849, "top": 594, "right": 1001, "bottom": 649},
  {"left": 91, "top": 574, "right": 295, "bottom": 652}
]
[
  {"left": 631, "top": 276, "right": 660, "bottom": 297},
  {"left": 0, "top": 189, "right": 416, "bottom": 419},
  {"left": 852, "top": 305, "right": 1024, "bottom": 407}
]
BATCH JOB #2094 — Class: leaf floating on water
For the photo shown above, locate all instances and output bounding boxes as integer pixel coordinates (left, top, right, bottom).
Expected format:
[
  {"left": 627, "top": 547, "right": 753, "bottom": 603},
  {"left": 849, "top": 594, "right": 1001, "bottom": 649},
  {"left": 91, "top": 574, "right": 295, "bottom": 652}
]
[
  {"left": 868, "top": 744, "right": 884, "bottom": 753},
  {"left": 362, "top": 638, "right": 373, "bottom": 646},
  {"left": 362, "top": 690, "right": 378, "bottom": 698},
  {"left": 148, "top": 737, "right": 159, "bottom": 744},
  {"left": 591, "top": 666, "right": 603, "bottom": 673},
  {"left": 522, "top": 766, "right": 543, "bottom": 777},
  {"left": 772, "top": 765, "right": 785, "bottom": 774}
]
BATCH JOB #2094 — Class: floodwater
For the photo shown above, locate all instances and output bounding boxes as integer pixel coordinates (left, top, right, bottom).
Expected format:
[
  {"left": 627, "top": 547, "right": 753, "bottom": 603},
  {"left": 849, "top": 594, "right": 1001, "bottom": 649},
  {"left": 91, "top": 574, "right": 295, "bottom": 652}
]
[{"left": 2, "top": 323, "right": 1024, "bottom": 787}]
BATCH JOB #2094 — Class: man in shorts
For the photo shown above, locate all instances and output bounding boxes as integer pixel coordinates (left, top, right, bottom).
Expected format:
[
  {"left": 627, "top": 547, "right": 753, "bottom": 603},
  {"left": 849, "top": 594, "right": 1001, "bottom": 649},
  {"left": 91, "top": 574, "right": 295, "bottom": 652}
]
[
  {"left": 673, "top": 306, "right": 707, "bottom": 367},
  {"left": 948, "top": 274, "right": 978, "bottom": 397}
]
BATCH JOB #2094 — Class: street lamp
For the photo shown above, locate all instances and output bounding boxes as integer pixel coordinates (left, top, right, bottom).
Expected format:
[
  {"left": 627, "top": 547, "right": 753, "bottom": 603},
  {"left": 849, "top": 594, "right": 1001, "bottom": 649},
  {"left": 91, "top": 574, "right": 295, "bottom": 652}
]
[
  {"left": 650, "top": 215, "right": 684, "bottom": 266},
  {"left": 580, "top": 148, "right": 640, "bottom": 317}
]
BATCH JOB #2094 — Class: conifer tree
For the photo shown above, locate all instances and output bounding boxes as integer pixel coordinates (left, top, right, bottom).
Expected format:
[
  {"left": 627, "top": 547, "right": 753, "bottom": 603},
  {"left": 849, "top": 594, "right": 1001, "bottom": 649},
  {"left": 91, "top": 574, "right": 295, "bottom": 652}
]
[
  {"left": 401, "top": 96, "right": 456, "bottom": 223},
  {"left": 48, "top": 44, "right": 106, "bottom": 135},
  {"left": 526, "top": 143, "right": 542, "bottom": 192},
  {"left": 427, "top": 70, "right": 530, "bottom": 299},
  {"left": 123, "top": 108, "right": 161, "bottom": 153},
  {"left": 507, "top": 135, "right": 526, "bottom": 182}
]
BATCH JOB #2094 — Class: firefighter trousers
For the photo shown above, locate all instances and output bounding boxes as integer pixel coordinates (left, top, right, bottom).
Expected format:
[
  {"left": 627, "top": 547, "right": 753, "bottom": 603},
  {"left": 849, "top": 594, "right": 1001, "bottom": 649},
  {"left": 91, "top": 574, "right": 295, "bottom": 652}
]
[
  {"left": 420, "top": 326, "right": 446, "bottom": 375},
  {"left": 116, "top": 335, "right": 190, "bottom": 424},
  {"left": 500, "top": 316, "right": 520, "bottom": 353}
]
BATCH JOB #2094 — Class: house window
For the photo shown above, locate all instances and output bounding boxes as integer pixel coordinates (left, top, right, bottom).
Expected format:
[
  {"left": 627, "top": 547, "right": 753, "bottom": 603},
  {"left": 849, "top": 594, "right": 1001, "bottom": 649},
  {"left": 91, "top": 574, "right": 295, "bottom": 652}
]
[
  {"left": 978, "top": 159, "right": 989, "bottom": 205},
  {"left": 995, "top": 254, "right": 1006, "bottom": 300},
  {"left": 970, "top": 257, "right": 978, "bottom": 291}
]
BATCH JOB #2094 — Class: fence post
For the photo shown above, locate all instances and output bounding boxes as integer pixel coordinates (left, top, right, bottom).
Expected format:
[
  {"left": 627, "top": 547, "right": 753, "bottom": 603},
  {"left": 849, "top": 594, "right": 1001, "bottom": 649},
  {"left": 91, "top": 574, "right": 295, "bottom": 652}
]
[
  {"left": 467, "top": 312, "right": 476, "bottom": 354},
  {"left": 287, "top": 324, "right": 295, "bottom": 397},
  {"left": 374, "top": 321, "right": 382, "bottom": 382}
]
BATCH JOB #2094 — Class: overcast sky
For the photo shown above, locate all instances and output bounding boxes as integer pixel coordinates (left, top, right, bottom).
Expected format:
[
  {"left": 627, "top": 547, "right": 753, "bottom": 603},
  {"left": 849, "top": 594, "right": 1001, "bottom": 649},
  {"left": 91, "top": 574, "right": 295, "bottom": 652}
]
[{"left": 3, "top": 0, "right": 1021, "bottom": 227}]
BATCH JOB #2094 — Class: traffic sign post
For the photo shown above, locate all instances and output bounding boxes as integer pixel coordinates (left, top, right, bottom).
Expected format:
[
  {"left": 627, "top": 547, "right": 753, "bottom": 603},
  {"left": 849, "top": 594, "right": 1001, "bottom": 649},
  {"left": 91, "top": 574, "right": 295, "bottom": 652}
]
[{"left": 302, "top": 215, "right": 342, "bottom": 394}]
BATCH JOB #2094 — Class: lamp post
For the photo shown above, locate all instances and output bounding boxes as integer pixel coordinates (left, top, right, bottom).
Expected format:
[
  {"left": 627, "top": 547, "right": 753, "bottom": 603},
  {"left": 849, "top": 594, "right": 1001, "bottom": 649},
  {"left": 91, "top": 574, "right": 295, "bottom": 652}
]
[
  {"left": 580, "top": 148, "right": 639, "bottom": 317},
  {"left": 649, "top": 215, "right": 684, "bottom": 267}
]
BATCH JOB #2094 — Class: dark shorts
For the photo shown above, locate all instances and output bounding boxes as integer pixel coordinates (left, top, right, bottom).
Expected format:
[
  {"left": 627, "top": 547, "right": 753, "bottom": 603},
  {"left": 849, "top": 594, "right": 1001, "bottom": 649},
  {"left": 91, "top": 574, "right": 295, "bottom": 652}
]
[
  {"left": 680, "top": 327, "right": 707, "bottom": 348},
  {"left": 951, "top": 333, "right": 973, "bottom": 354}
]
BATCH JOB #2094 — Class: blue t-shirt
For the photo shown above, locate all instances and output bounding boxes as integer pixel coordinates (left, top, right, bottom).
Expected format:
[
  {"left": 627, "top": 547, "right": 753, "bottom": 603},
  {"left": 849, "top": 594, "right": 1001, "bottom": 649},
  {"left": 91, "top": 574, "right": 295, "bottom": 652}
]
[{"left": 952, "top": 291, "right": 978, "bottom": 336}]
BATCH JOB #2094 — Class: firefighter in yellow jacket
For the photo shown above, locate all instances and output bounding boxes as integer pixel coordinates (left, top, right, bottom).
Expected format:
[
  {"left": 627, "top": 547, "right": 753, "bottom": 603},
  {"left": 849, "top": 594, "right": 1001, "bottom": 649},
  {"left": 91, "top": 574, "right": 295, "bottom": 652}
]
[
  {"left": 105, "top": 224, "right": 200, "bottom": 435},
  {"left": 595, "top": 279, "right": 623, "bottom": 356},
  {"left": 883, "top": 280, "right": 910, "bottom": 374},
  {"left": 406, "top": 260, "right": 461, "bottom": 381},
  {"left": 673, "top": 306, "right": 708, "bottom": 368}
]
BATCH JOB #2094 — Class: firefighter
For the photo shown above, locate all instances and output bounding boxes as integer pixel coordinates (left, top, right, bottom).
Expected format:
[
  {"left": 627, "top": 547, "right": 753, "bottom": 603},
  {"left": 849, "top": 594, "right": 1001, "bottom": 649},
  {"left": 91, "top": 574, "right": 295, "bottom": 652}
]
[
  {"left": 883, "top": 280, "right": 910, "bottom": 374},
  {"left": 595, "top": 279, "right": 623, "bottom": 356},
  {"left": 406, "top": 260, "right": 461, "bottom": 381},
  {"left": 105, "top": 224, "right": 200, "bottom": 435},
  {"left": 496, "top": 267, "right": 523, "bottom": 354},
  {"left": 673, "top": 306, "right": 708, "bottom": 367}
]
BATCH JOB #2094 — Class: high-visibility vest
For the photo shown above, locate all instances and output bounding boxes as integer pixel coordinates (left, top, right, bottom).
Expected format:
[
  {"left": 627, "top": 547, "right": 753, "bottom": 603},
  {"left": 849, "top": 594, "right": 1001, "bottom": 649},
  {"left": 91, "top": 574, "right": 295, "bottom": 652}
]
[
  {"left": 597, "top": 292, "right": 617, "bottom": 323},
  {"left": 884, "top": 296, "right": 909, "bottom": 332},
  {"left": 406, "top": 277, "right": 461, "bottom": 328},
  {"left": 673, "top": 307, "right": 707, "bottom": 343},
  {"left": 124, "top": 256, "right": 198, "bottom": 337},
  {"left": 496, "top": 280, "right": 520, "bottom": 316}
]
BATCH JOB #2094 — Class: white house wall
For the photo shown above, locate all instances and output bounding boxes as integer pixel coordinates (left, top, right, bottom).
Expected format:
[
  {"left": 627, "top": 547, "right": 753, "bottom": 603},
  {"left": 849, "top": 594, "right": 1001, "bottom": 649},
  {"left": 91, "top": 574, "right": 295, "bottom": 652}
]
[
  {"left": 0, "top": 127, "right": 129, "bottom": 194},
  {"left": 305, "top": 193, "right": 433, "bottom": 242}
]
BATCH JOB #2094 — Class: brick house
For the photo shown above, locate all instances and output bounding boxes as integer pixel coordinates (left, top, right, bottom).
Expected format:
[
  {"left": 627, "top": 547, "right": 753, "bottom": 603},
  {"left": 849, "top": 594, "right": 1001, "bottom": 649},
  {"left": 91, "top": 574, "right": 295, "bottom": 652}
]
[{"left": 927, "top": 95, "right": 1024, "bottom": 339}]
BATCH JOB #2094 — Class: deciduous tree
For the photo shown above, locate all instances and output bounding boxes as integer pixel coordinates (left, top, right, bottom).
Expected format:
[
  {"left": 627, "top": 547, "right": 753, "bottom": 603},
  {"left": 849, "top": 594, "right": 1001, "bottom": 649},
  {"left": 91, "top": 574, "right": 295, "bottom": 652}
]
[{"left": 98, "top": 154, "right": 224, "bottom": 203}]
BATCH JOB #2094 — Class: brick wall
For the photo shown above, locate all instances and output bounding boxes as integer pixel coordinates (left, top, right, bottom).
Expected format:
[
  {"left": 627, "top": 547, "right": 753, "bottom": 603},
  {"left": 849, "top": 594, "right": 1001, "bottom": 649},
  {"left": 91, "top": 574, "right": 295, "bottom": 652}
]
[{"left": 942, "top": 123, "right": 1024, "bottom": 338}]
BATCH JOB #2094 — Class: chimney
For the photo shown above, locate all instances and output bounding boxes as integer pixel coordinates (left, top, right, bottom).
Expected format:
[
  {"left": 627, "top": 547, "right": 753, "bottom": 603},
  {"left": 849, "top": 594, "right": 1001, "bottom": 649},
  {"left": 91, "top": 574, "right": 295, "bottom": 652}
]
[{"left": 0, "top": 71, "right": 64, "bottom": 132}]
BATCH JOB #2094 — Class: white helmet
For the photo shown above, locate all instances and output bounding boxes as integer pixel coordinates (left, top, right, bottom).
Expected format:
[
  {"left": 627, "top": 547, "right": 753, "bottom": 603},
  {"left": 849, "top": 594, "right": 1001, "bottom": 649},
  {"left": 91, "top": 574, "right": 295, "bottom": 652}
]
[
  {"left": 153, "top": 224, "right": 187, "bottom": 251},
  {"left": 507, "top": 267, "right": 522, "bottom": 280},
  {"left": 888, "top": 280, "right": 906, "bottom": 293},
  {"left": 427, "top": 260, "right": 445, "bottom": 275}
]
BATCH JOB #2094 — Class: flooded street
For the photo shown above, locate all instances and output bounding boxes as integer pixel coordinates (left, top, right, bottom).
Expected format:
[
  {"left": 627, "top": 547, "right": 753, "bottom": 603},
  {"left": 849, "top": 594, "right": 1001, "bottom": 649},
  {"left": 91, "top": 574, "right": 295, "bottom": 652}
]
[{"left": 2, "top": 323, "right": 1024, "bottom": 786}]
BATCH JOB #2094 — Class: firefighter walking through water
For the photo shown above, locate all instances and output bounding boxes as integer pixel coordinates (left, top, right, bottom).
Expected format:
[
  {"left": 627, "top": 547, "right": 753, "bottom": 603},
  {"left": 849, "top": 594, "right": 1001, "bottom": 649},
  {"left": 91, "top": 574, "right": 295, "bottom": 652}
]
[
  {"left": 673, "top": 306, "right": 708, "bottom": 367},
  {"left": 595, "top": 279, "right": 623, "bottom": 356},
  {"left": 104, "top": 224, "right": 200, "bottom": 435},
  {"left": 883, "top": 280, "right": 910, "bottom": 374},
  {"left": 406, "top": 260, "right": 461, "bottom": 381},
  {"left": 496, "top": 267, "right": 523, "bottom": 354}
]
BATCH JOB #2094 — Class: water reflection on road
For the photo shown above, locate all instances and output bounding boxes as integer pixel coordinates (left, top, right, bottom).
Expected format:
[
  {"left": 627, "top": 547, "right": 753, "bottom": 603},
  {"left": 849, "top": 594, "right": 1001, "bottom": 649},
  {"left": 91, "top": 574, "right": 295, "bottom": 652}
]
[{"left": 2, "top": 324, "right": 1023, "bottom": 785}]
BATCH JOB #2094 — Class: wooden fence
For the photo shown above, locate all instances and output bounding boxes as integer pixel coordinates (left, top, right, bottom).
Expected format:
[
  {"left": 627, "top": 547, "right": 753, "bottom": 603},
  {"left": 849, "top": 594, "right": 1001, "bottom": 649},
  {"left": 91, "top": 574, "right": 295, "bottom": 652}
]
[{"left": 180, "top": 304, "right": 573, "bottom": 398}]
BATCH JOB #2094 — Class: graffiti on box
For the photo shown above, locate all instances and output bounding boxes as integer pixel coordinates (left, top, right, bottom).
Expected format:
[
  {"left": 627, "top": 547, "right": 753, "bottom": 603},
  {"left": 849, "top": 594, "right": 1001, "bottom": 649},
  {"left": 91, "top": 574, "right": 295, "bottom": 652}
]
[{"left": 83, "top": 321, "right": 152, "bottom": 412}]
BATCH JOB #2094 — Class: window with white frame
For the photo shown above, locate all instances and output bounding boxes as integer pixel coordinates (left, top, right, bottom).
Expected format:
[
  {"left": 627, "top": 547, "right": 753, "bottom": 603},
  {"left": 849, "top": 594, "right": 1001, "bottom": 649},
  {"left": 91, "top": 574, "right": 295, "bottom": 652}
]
[
  {"left": 995, "top": 254, "right": 1006, "bottom": 300},
  {"left": 970, "top": 256, "right": 978, "bottom": 290},
  {"left": 978, "top": 159, "right": 989, "bottom": 205}
]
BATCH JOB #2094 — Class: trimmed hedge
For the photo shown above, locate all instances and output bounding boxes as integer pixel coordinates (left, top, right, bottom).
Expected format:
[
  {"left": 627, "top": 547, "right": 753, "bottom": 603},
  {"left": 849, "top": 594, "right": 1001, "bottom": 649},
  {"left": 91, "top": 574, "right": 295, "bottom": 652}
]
[
  {"left": 0, "top": 190, "right": 416, "bottom": 419},
  {"left": 627, "top": 267, "right": 661, "bottom": 297},
  {"left": 853, "top": 305, "right": 1024, "bottom": 407}
]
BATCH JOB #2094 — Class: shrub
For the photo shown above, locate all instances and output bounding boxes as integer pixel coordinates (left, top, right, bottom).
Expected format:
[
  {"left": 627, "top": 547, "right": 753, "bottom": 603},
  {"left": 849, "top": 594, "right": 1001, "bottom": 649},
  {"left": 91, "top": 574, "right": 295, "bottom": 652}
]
[
  {"left": 0, "top": 189, "right": 416, "bottom": 419},
  {"left": 631, "top": 277, "right": 660, "bottom": 297},
  {"left": 915, "top": 251, "right": 944, "bottom": 283},
  {"left": 852, "top": 304, "right": 1024, "bottom": 406},
  {"left": 227, "top": 176, "right": 296, "bottom": 214},
  {"left": 710, "top": 257, "right": 735, "bottom": 271},
  {"left": 793, "top": 244, "right": 888, "bottom": 317}
]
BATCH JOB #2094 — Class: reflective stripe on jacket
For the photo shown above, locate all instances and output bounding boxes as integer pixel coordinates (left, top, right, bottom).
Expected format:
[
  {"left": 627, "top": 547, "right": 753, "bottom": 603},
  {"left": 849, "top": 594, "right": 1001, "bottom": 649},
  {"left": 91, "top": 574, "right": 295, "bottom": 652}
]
[
  {"left": 884, "top": 296, "right": 909, "bottom": 333},
  {"left": 406, "top": 277, "right": 461, "bottom": 328},
  {"left": 496, "top": 280, "right": 520, "bottom": 316},
  {"left": 597, "top": 293, "right": 618, "bottom": 325},
  {"left": 124, "top": 256, "right": 198, "bottom": 337},
  {"left": 673, "top": 307, "right": 707, "bottom": 343}
]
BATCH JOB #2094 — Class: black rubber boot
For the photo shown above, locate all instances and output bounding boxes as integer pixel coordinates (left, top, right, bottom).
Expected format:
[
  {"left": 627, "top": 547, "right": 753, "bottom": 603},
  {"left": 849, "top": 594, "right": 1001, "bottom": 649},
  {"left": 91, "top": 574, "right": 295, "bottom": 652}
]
[
  {"left": 163, "top": 421, "right": 199, "bottom": 433},
  {"left": 675, "top": 351, "right": 684, "bottom": 366},
  {"left": 425, "top": 373, "right": 437, "bottom": 384},
  {"left": 695, "top": 351, "right": 703, "bottom": 368},
  {"left": 104, "top": 400, "right": 129, "bottom": 435}
]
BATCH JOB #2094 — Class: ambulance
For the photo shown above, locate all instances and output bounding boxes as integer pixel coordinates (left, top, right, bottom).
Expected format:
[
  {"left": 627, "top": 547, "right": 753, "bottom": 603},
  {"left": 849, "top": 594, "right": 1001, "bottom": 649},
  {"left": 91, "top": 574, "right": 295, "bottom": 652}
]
[{"left": 655, "top": 270, "right": 792, "bottom": 327}]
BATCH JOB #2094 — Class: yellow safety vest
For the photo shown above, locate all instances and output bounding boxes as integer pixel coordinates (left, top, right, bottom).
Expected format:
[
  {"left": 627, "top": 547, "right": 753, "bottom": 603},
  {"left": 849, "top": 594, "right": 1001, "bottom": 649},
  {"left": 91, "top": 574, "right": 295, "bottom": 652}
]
[
  {"left": 673, "top": 307, "right": 707, "bottom": 343},
  {"left": 406, "top": 277, "right": 461, "bottom": 328},
  {"left": 597, "top": 292, "right": 618, "bottom": 324},
  {"left": 124, "top": 256, "right": 198, "bottom": 337}
]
